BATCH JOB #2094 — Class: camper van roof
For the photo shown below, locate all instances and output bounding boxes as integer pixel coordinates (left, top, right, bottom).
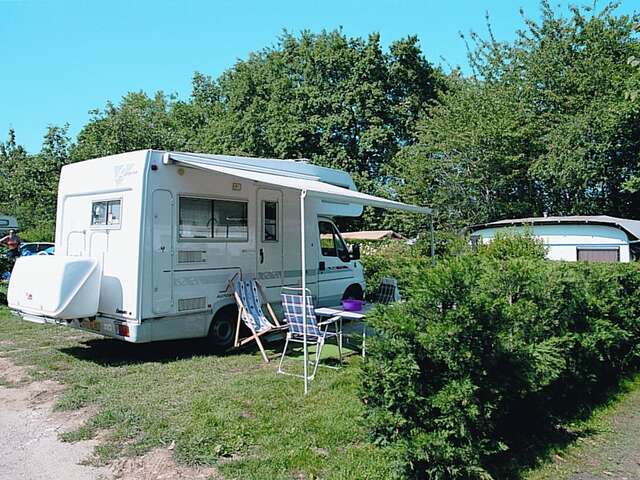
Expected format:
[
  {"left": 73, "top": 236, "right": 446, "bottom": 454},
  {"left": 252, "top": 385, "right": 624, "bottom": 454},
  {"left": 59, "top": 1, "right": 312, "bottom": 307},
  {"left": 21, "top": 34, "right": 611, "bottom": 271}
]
[
  {"left": 164, "top": 151, "right": 431, "bottom": 215},
  {"left": 166, "top": 151, "right": 356, "bottom": 189}
]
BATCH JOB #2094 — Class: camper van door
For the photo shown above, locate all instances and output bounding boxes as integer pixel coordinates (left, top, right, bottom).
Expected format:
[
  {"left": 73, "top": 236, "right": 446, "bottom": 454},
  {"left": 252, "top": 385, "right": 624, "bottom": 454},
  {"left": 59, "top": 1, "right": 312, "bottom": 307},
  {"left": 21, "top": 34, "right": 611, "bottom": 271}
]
[
  {"left": 318, "top": 219, "right": 353, "bottom": 305},
  {"left": 152, "top": 189, "right": 174, "bottom": 313},
  {"left": 256, "top": 189, "right": 283, "bottom": 302}
]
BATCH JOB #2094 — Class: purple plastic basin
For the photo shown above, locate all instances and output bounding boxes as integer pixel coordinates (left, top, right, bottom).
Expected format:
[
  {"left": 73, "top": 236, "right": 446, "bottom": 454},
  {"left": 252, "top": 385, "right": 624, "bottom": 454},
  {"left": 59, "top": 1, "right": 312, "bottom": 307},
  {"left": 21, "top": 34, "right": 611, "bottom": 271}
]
[{"left": 342, "top": 299, "right": 364, "bottom": 312}]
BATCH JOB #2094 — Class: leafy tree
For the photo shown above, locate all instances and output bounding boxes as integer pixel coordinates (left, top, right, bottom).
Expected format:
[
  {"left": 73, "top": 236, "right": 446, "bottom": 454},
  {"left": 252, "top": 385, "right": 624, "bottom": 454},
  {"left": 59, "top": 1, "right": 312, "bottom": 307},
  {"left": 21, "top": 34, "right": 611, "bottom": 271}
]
[
  {"left": 0, "top": 129, "right": 30, "bottom": 219},
  {"left": 395, "top": 2, "right": 640, "bottom": 233},
  {"left": 0, "top": 126, "right": 71, "bottom": 233},
  {"left": 193, "top": 31, "right": 439, "bottom": 193},
  {"left": 70, "top": 30, "right": 440, "bottom": 230},
  {"left": 72, "top": 91, "right": 187, "bottom": 161},
  {"left": 393, "top": 75, "right": 544, "bottom": 233}
]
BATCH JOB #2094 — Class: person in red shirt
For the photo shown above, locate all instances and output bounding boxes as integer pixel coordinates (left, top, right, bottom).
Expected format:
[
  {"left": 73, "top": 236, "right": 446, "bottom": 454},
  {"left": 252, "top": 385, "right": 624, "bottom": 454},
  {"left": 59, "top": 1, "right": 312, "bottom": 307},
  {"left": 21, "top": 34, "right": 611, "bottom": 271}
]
[{"left": 0, "top": 229, "right": 21, "bottom": 265}]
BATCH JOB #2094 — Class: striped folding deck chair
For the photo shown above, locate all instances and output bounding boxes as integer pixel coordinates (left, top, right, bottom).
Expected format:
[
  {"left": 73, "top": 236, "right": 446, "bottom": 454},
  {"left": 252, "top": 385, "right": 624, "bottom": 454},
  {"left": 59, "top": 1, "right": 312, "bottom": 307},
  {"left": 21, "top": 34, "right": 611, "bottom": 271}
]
[
  {"left": 374, "top": 277, "right": 401, "bottom": 304},
  {"left": 278, "top": 287, "right": 342, "bottom": 381},
  {"left": 230, "top": 277, "right": 287, "bottom": 363}
]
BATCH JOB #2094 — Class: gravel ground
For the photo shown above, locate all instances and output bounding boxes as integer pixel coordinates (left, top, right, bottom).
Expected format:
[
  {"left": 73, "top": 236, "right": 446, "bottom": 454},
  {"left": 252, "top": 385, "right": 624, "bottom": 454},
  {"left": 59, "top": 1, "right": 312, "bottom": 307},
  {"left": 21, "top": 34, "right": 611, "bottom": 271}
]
[
  {"left": 0, "top": 371, "right": 109, "bottom": 480},
  {"left": 0, "top": 357, "right": 219, "bottom": 480}
]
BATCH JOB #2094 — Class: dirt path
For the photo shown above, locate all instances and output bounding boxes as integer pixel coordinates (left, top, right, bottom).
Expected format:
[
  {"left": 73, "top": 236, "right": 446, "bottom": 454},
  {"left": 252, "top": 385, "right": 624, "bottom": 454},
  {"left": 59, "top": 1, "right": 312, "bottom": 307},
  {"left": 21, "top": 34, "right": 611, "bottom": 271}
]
[
  {"left": 0, "top": 357, "right": 220, "bottom": 480},
  {"left": 527, "top": 380, "right": 640, "bottom": 480},
  {"left": 0, "top": 359, "right": 109, "bottom": 480}
]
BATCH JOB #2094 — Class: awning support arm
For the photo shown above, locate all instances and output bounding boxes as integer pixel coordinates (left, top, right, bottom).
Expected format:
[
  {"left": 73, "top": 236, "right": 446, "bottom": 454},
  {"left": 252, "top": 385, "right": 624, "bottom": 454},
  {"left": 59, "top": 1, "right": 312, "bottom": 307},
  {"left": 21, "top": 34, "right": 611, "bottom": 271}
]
[{"left": 300, "top": 189, "right": 309, "bottom": 395}]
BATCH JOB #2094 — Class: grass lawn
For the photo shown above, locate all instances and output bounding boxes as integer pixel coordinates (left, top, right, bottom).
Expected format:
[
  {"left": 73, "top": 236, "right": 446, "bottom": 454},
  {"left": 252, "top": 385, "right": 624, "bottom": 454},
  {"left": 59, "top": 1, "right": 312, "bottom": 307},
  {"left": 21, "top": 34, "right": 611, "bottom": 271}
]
[
  {"left": 0, "top": 305, "right": 397, "bottom": 480},
  {"left": 3, "top": 299, "right": 640, "bottom": 480}
]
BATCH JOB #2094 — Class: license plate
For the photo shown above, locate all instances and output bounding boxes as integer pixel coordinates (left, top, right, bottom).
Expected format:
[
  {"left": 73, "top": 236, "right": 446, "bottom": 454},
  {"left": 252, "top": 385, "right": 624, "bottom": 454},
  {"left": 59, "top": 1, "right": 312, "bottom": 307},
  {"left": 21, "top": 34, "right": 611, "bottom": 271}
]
[{"left": 79, "top": 318, "right": 101, "bottom": 332}]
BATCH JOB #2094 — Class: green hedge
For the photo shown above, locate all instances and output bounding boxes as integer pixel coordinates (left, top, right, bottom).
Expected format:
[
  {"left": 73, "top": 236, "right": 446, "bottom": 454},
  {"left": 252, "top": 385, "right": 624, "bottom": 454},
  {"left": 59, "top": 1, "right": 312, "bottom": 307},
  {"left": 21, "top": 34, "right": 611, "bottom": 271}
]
[
  {"left": 359, "top": 241, "right": 430, "bottom": 300},
  {"left": 361, "top": 237, "right": 640, "bottom": 478}
]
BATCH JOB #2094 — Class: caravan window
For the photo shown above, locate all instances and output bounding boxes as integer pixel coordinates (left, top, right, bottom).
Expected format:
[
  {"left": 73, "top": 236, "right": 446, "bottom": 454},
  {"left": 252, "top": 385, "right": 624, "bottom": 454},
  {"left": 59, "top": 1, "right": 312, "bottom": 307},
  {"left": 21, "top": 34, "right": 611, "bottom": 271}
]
[
  {"left": 91, "top": 199, "right": 121, "bottom": 226},
  {"left": 179, "top": 197, "right": 248, "bottom": 241}
]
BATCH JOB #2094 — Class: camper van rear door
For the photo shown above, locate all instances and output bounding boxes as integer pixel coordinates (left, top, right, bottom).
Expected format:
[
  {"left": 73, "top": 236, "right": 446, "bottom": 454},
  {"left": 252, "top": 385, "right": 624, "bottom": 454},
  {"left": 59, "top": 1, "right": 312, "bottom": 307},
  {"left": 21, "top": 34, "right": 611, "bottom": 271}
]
[{"left": 152, "top": 189, "right": 174, "bottom": 313}]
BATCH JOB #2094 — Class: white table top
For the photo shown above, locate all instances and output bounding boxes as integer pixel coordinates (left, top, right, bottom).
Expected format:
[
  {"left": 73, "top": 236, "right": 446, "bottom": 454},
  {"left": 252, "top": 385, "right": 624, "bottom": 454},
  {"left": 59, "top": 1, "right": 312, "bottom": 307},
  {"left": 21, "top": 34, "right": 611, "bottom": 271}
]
[{"left": 315, "top": 303, "right": 373, "bottom": 320}]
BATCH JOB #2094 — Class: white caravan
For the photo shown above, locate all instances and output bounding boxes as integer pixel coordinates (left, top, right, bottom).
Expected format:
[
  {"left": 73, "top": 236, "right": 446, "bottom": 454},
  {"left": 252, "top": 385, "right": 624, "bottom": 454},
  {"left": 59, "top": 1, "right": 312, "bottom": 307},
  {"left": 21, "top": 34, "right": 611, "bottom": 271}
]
[{"left": 8, "top": 150, "right": 430, "bottom": 348}]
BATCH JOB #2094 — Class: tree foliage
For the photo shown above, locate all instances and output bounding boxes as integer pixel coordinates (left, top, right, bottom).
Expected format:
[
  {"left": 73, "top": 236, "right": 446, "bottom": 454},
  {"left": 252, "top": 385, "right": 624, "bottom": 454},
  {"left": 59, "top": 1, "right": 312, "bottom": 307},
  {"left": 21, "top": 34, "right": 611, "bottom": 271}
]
[
  {"left": 395, "top": 2, "right": 640, "bottom": 233},
  {"left": 71, "top": 91, "right": 185, "bottom": 161},
  {"left": 0, "top": 126, "right": 70, "bottom": 233},
  {"left": 2, "top": 3, "right": 640, "bottom": 238},
  {"left": 70, "top": 30, "right": 439, "bottom": 200}
]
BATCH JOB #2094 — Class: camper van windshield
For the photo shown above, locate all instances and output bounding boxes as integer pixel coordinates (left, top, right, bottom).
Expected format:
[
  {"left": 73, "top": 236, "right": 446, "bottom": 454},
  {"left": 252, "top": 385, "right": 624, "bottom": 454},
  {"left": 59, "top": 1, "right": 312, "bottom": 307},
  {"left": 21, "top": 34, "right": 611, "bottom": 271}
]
[
  {"left": 179, "top": 197, "right": 248, "bottom": 241},
  {"left": 319, "top": 220, "right": 350, "bottom": 261}
]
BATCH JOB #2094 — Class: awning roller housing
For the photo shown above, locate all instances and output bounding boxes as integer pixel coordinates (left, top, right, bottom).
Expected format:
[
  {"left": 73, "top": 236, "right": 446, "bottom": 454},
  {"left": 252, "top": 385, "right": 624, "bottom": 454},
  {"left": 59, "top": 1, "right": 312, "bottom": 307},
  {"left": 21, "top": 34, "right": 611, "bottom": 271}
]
[{"left": 166, "top": 152, "right": 431, "bottom": 215}]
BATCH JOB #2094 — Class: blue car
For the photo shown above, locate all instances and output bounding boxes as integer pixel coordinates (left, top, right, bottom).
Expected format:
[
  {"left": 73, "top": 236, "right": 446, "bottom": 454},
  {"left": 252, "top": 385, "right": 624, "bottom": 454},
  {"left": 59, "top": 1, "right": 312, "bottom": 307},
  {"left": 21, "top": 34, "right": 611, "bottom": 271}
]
[
  {"left": 19, "top": 242, "right": 55, "bottom": 256},
  {"left": 2, "top": 242, "right": 55, "bottom": 281}
]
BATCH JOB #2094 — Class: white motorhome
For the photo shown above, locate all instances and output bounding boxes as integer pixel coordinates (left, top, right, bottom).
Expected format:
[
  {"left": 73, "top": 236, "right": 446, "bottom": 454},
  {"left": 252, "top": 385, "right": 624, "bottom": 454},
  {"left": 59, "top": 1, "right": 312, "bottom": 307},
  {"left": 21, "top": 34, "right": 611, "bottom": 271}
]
[{"left": 8, "top": 150, "right": 429, "bottom": 348}]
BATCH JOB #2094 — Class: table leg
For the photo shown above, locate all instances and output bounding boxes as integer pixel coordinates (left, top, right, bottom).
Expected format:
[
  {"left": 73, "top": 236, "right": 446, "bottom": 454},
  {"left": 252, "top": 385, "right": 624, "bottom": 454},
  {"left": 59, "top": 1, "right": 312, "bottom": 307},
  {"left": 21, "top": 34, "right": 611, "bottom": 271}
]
[
  {"left": 362, "top": 322, "right": 366, "bottom": 358},
  {"left": 339, "top": 317, "right": 343, "bottom": 358}
]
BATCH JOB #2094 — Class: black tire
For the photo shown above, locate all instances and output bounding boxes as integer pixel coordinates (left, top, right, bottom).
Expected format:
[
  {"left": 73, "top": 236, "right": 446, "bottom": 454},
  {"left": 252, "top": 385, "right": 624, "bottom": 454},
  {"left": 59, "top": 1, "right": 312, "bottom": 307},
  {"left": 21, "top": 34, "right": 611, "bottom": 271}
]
[
  {"left": 207, "top": 305, "right": 237, "bottom": 351},
  {"left": 343, "top": 284, "right": 364, "bottom": 301}
]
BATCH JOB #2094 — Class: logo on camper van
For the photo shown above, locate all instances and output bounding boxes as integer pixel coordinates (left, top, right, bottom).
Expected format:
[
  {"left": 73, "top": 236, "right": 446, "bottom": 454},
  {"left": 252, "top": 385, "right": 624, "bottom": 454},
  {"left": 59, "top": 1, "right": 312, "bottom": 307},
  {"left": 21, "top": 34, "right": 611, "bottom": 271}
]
[{"left": 113, "top": 163, "right": 138, "bottom": 185}]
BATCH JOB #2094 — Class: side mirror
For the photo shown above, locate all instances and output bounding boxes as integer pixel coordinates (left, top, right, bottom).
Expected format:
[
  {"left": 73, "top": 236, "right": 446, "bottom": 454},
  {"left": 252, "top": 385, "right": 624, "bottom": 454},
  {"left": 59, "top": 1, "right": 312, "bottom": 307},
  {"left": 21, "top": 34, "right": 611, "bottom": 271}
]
[{"left": 349, "top": 243, "right": 361, "bottom": 261}]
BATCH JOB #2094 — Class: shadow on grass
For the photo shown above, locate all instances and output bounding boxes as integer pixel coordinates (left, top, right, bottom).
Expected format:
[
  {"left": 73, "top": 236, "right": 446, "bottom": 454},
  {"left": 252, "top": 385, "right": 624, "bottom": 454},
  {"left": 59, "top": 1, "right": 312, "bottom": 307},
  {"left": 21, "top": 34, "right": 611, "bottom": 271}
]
[
  {"left": 58, "top": 333, "right": 359, "bottom": 369},
  {"left": 58, "top": 336, "right": 281, "bottom": 367},
  {"left": 58, "top": 322, "right": 364, "bottom": 369},
  {"left": 487, "top": 373, "right": 640, "bottom": 479}
]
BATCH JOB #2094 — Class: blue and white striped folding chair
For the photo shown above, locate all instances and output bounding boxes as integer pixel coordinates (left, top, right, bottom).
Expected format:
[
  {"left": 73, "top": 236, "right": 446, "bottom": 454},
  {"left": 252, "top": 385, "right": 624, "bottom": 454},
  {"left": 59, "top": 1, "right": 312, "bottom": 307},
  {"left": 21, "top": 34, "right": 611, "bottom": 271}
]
[
  {"left": 278, "top": 287, "right": 342, "bottom": 381},
  {"left": 230, "top": 277, "right": 287, "bottom": 363}
]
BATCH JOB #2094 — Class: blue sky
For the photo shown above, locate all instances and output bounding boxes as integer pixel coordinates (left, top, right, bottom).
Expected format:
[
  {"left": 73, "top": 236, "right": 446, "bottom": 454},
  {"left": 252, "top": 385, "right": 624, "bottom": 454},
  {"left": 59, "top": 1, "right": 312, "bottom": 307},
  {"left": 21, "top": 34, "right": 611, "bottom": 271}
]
[{"left": 1, "top": 0, "right": 637, "bottom": 153}]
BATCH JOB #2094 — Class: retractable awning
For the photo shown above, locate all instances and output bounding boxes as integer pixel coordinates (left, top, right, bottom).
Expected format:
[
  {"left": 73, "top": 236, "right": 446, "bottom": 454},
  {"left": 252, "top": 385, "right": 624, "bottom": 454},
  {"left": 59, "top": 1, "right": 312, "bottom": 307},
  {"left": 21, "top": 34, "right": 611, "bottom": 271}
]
[
  {"left": 165, "top": 151, "right": 433, "bottom": 396},
  {"left": 165, "top": 152, "right": 431, "bottom": 215}
]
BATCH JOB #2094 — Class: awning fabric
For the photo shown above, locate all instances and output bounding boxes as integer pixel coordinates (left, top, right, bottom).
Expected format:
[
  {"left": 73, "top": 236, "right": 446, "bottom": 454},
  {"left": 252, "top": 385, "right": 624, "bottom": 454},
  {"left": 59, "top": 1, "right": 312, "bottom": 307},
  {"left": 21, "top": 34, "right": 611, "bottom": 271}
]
[{"left": 167, "top": 152, "right": 431, "bottom": 215}]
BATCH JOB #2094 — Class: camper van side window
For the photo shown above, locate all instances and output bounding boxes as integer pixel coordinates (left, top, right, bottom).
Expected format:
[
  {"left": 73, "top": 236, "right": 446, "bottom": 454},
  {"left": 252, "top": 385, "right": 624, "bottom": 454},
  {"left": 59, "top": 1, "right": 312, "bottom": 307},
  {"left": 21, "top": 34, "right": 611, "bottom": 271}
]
[
  {"left": 213, "top": 200, "right": 248, "bottom": 240},
  {"left": 91, "top": 200, "right": 121, "bottom": 226},
  {"left": 92, "top": 202, "right": 107, "bottom": 225},
  {"left": 107, "top": 200, "right": 121, "bottom": 225},
  {"left": 179, "top": 197, "right": 212, "bottom": 239},
  {"left": 179, "top": 197, "right": 248, "bottom": 241}
]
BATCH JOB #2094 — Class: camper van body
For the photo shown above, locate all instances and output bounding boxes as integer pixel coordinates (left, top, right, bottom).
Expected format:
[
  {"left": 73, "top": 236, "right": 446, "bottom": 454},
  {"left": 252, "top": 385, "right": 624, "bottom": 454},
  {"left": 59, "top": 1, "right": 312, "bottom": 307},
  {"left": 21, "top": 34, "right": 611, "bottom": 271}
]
[{"left": 8, "top": 150, "right": 366, "bottom": 346}]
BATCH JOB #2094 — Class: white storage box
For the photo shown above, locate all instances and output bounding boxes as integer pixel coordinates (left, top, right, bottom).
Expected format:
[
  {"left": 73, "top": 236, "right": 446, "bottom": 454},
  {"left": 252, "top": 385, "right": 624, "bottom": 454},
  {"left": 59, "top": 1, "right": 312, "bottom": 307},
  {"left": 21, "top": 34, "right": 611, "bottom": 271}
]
[{"left": 8, "top": 256, "right": 102, "bottom": 319}]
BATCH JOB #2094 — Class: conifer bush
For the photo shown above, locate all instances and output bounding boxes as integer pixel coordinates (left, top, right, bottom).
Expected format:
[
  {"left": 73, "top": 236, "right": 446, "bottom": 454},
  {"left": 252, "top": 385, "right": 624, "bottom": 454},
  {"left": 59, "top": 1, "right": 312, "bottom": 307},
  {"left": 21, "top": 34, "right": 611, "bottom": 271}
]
[{"left": 361, "top": 236, "right": 640, "bottom": 478}]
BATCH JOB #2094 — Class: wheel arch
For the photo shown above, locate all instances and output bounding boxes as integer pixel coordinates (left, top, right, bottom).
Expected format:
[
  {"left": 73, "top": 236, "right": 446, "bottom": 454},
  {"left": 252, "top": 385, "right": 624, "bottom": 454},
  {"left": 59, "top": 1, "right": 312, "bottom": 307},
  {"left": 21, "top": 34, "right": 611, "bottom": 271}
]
[{"left": 342, "top": 283, "right": 364, "bottom": 300}]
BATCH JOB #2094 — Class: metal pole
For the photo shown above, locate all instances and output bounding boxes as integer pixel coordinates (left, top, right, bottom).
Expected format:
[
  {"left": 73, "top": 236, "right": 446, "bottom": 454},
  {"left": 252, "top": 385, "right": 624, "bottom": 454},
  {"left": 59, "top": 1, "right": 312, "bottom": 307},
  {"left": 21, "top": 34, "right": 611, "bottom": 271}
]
[
  {"left": 430, "top": 215, "right": 436, "bottom": 267},
  {"left": 300, "top": 190, "right": 309, "bottom": 395}
]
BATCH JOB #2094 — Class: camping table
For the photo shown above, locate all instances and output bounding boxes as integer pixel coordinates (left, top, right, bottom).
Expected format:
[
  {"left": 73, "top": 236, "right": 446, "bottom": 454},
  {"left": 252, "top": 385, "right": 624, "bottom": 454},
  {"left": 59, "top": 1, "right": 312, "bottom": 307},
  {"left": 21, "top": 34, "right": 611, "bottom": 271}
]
[{"left": 314, "top": 304, "right": 373, "bottom": 357}]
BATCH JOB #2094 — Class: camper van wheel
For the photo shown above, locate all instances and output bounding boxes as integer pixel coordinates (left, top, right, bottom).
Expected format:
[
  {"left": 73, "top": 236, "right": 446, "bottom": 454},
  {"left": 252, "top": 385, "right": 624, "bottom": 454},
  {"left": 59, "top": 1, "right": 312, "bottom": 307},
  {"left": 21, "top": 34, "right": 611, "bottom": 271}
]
[
  {"left": 343, "top": 284, "right": 364, "bottom": 301},
  {"left": 207, "top": 305, "right": 237, "bottom": 351}
]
